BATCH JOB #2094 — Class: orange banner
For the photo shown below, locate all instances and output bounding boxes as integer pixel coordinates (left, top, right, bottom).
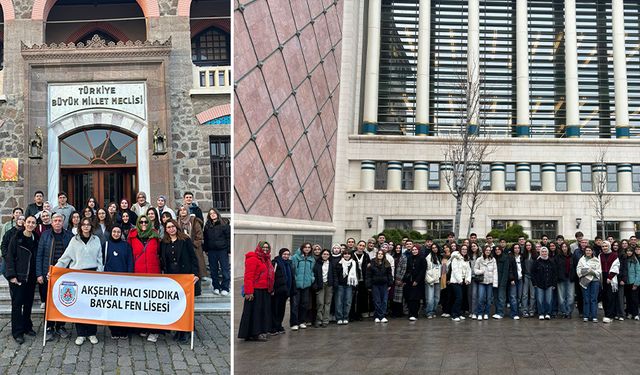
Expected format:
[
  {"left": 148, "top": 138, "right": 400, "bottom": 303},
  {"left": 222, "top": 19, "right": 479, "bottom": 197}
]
[{"left": 46, "top": 266, "right": 195, "bottom": 332}]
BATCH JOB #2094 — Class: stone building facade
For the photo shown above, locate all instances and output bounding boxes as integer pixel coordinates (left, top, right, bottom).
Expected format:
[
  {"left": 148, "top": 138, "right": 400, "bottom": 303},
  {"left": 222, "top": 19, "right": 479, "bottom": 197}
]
[{"left": 0, "top": 0, "right": 231, "bottom": 218}]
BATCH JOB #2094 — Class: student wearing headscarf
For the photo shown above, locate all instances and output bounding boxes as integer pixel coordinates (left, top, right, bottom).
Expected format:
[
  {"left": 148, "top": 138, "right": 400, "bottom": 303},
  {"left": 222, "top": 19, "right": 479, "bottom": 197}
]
[
  {"left": 270, "top": 248, "right": 295, "bottom": 334},
  {"left": 102, "top": 225, "right": 133, "bottom": 339},
  {"left": 238, "top": 241, "right": 275, "bottom": 341}
]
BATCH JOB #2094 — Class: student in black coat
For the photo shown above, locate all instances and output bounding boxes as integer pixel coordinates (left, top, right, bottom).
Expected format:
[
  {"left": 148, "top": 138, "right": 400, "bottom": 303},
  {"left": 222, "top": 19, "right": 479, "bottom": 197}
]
[
  {"left": 531, "top": 247, "right": 557, "bottom": 320},
  {"left": 350, "top": 241, "right": 371, "bottom": 321},
  {"left": 555, "top": 242, "right": 575, "bottom": 318},
  {"left": 404, "top": 246, "right": 427, "bottom": 321},
  {"left": 102, "top": 226, "right": 134, "bottom": 339},
  {"left": 203, "top": 208, "right": 231, "bottom": 295},
  {"left": 270, "top": 248, "right": 295, "bottom": 334},
  {"left": 366, "top": 250, "right": 393, "bottom": 322},
  {"left": 313, "top": 249, "right": 336, "bottom": 327}
]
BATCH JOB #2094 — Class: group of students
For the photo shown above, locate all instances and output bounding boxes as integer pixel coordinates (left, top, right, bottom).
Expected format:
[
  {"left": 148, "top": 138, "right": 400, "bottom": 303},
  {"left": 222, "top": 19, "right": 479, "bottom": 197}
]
[
  {"left": 238, "top": 231, "right": 640, "bottom": 341},
  {"left": 0, "top": 190, "right": 231, "bottom": 345}
]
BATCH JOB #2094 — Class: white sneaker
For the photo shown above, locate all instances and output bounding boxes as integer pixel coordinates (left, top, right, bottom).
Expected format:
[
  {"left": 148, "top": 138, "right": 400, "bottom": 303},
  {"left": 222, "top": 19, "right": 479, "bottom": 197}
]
[
  {"left": 451, "top": 317, "right": 460, "bottom": 322},
  {"left": 381, "top": 318, "right": 388, "bottom": 323},
  {"left": 343, "top": 320, "right": 349, "bottom": 324},
  {"left": 89, "top": 335, "right": 98, "bottom": 344},
  {"left": 213, "top": 289, "right": 220, "bottom": 295},
  {"left": 634, "top": 316, "right": 640, "bottom": 321},
  {"left": 592, "top": 318, "right": 598, "bottom": 322},
  {"left": 492, "top": 314, "right": 502, "bottom": 319},
  {"left": 221, "top": 290, "right": 229, "bottom": 296},
  {"left": 147, "top": 333, "right": 158, "bottom": 342},
  {"left": 544, "top": 315, "right": 550, "bottom": 320},
  {"left": 476, "top": 315, "right": 483, "bottom": 321},
  {"left": 460, "top": 316, "right": 466, "bottom": 320},
  {"left": 291, "top": 325, "right": 299, "bottom": 331},
  {"left": 336, "top": 320, "right": 343, "bottom": 325},
  {"left": 483, "top": 315, "right": 489, "bottom": 320},
  {"left": 539, "top": 315, "right": 545, "bottom": 320},
  {"left": 441, "top": 313, "right": 450, "bottom": 318},
  {"left": 513, "top": 316, "right": 520, "bottom": 320},
  {"left": 409, "top": 316, "right": 417, "bottom": 321},
  {"left": 299, "top": 323, "right": 307, "bottom": 329},
  {"left": 603, "top": 317, "right": 612, "bottom": 323},
  {"left": 75, "top": 336, "right": 86, "bottom": 345},
  {"left": 617, "top": 317, "right": 625, "bottom": 321},
  {"left": 374, "top": 318, "right": 381, "bottom": 323},
  {"left": 471, "top": 314, "right": 477, "bottom": 319},
  {"left": 583, "top": 318, "right": 588, "bottom": 322},
  {"left": 40, "top": 302, "right": 46, "bottom": 309}
]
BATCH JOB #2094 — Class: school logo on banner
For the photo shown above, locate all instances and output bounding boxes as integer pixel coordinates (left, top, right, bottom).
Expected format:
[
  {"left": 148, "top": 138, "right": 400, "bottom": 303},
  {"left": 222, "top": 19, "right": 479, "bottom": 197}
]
[{"left": 59, "top": 281, "right": 78, "bottom": 307}]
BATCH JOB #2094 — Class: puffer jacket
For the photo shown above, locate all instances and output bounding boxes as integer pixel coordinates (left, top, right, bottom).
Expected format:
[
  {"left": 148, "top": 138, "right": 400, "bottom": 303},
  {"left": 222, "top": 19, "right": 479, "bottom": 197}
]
[
  {"left": 531, "top": 256, "right": 557, "bottom": 289},
  {"left": 474, "top": 256, "right": 498, "bottom": 287},
  {"left": 449, "top": 251, "right": 472, "bottom": 284},
  {"left": 291, "top": 252, "right": 315, "bottom": 289},
  {"left": 626, "top": 256, "right": 640, "bottom": 286},
  {"left": 555, "top": 252, "right": 576, "bottom": 282},
  {"left": 127, "top": 229, "right": 161, "bottom": 274},
  {"left": 243, "top": 251, "right": 269, "bottom": 295},
  {"left": 425, "top": 253, "right": 442, "bottom": 285},
  {"left": 203, "top": 220, "right": 230, "bottom": 253},
  {"left": 366, "top": 259, "right": 393, "bottom": 287},
  {"left": 35, "top": 228, "right": 73, "bottom": 277}
]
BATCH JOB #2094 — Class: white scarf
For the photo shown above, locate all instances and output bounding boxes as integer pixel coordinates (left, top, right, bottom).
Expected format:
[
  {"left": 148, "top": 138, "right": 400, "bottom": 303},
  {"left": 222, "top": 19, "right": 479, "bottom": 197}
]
[
  {"left": 339, "top": 258, "right": 358, "bottom": 286},
  {"left": 609, "top": 257, "right": 620, "bottom": 293}
]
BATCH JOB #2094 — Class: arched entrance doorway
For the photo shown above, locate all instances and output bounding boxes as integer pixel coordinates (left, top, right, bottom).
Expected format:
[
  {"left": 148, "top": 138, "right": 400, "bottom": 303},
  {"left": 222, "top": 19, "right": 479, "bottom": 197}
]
[{"left": 60, "top": 128, "right": 138, "bottom": 208}]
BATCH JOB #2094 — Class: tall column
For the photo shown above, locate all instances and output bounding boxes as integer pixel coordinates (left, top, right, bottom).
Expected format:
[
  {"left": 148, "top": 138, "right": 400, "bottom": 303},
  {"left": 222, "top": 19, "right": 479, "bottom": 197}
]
[
  {"left": 490, "top": 163, "right": 506, "bottom": 191},
  {"left": 617, "top": 164, "right": 632, "bottom": 192},
  {"left": 387, "top": 161, "right": 402, "bottom": 190},
  {"left": 415, "top": 0, "right": 431, "bottom": 136},
  {"left": 515, "top": 0, "right": 530, "bottom": 137},
  {"left": 516, "top": 163, "right": 531, "bottom": 191},
  {"left": 541, "top": 163, "right": 557, "bottom": 192},
  {"left": 440, "top": 162, "right": 452, "bottom": 191},
  {"left": 413, "top": 219, "right": 428, "bottom": 234},
  {"left": 567, "top": 163, "right": 582, "bottom": 192},
  {"left": 612, "top": 0, "right": 630, "bottom": 138},
  {"left": 467, "top": 0, "right": 480, "bottom": 135},
  {"left": 362, "top": 0, "right": 382, "bottom": 135},
  {"left": 360, "top": 160, "right": 376, "bottom": 190},
  {"left": 592, "top": 163, "right": 607, "bottom": 192},
  {"left": 620, "top": 221, "right": 635, "bottom": 239},
  {"left": 564, "top": 0, "right": 580, "bottom": 137},
  {"left": 414, "top": 161, "right": 429, "bottom": 191}
]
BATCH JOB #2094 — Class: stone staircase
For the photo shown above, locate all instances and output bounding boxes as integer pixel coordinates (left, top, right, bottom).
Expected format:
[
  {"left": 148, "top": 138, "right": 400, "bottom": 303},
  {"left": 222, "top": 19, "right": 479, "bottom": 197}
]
[{"left": 0, "top": 275, "right": 230, "bottom": 315}]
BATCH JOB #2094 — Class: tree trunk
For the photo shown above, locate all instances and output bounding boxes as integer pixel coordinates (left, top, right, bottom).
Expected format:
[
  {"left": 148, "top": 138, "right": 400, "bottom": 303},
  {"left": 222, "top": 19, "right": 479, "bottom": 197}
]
[{"left": 454, "top": 195, "right": 463, "bottom": 239}]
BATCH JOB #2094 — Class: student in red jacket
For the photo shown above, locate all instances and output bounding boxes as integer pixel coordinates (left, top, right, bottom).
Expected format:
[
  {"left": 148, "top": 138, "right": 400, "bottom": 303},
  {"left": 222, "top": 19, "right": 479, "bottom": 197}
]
[{"left": 238, "top": 241, "right": 275, "bottom": 342}]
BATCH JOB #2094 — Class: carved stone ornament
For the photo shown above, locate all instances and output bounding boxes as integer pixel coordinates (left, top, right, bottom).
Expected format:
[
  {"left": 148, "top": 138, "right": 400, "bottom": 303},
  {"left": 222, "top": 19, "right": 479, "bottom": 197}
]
[{"left": 29, "top": 127, "right": 43, "bottom": 159}]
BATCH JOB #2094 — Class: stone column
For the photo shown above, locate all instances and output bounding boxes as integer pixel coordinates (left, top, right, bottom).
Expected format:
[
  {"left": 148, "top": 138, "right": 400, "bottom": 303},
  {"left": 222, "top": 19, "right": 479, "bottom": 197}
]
[
  {"left": 467, "top": 0, "right": 480, "bottom": 135},
  {"left": 518, "top": 220, "right": 532, "bottom": 238},
  {"left": 491, "top": 163, "right": 506, "bottom": 191},
  {"left": 541, "top": 163, "right": 556, "bottom": 192},
  {"left": 564, "top": 0, "right": 580, "bottom": 137},
  {"left": 360, "top": 160, "right": 376, "bottom": 190},
  {"left": 413, "top": 219, "right": 428, "bottom": 234},
  {"left": 591, "top": 163, "right": 607, "bottom": 192},
  {"left": 516, "top": 163, "right": 531, "bottom": 191},
  {"left": 362, "top": 0, "right": 382, "bottom": 134},
  {"left": 415, "top": 0, "right": 431, "bottom": 136},
  {"left": 612, "top": 0, "right": 630, "bottom": 138},
  {"left": 617, "top": 164, "right": 632, "bottom": 192},
  {"left": 620, "top": 221, "right": 636, "bottom": 239},
  {"left": 567, "top": 163, "right": 582, "bottom": 192},
  {"left": 414, "top": 161, "right": 429, "bottom": 190},
  {"left": 515, "top": 0, "right": 530, "bottom": 137},
  {"left": 440, "top": 162, "right": 452, "bottom": 191},
  {"left": 387, "top": 161, "right": 403, "bottom": 190}
]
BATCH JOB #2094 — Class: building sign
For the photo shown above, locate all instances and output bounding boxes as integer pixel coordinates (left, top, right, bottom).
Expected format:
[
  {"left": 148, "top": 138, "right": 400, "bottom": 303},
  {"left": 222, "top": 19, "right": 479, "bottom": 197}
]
[
  {"left": 48, "top": 82, "right": 147, "bottom": 123},
  {"left": 0, "top": 158, "right": 18, "bottom": 182}
]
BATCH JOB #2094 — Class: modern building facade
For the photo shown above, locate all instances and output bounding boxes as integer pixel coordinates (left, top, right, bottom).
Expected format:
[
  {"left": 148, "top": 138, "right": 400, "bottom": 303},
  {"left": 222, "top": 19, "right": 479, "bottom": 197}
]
[{"left": 0, "top": 0, "right": 231, "bottom": 217}]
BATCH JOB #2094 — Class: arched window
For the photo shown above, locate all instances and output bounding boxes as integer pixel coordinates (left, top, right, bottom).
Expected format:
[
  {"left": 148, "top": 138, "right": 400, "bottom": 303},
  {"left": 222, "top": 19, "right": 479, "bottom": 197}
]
[
  {"left": 75, "top": 30, "right": 118, "bottom": 45},
  {"left": 191, "top": 27, "right": 230, "bottom": 66}
]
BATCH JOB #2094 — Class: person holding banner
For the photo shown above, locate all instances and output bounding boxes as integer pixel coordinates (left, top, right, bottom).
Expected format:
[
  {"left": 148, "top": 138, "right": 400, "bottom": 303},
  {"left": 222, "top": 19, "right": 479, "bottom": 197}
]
[
  {"left": 6, "top": 215, "right": 38, "bottom": 344},
  {"left": 36, "top": 213, "right": 73, "bottom": 341},
  {"left": 238, "top": 241, "right": 274, "bottom": 342},
  {"left": 103, "top": 225, "right": 134, "bottom": 339},
  {"left": 54, "top": 217, "right": 104, "bottom": 345},
  {"left": 159, "top": 219, "right": 199, "bottom": 343}
]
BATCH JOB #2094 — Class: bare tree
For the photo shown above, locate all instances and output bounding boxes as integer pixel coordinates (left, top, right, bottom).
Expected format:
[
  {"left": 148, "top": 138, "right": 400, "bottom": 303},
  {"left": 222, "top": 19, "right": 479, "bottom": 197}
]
[
  {"left": 442, "top": 64, "right": 493, "bottom": 239},
  {"left": 465, "top": 162, "right": 490, "bottom": 238},
  {"left": 590, "top": 147, "right": 613, "bottom": 239}
]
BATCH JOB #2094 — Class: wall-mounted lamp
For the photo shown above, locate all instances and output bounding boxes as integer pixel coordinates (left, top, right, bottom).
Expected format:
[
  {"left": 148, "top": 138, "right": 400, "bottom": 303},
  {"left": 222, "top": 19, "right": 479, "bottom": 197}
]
[
  {"left": 29, "top": 128, "right": 43, "bottom": 159},
  {"left": 366, "top": 216, "right": 373, "bottom": 228},
  {"left": 576, "top": 217, "right": 582, "bottom": 229},
  {"left": 153, "top": 126, "right": 167, "bottom": 155}
]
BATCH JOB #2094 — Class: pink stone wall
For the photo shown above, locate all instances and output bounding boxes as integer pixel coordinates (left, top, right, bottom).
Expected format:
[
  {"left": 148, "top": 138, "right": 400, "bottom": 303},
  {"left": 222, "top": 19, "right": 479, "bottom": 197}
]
[{"left": 234, "top": 0, "right": 342, "bottom": 222}]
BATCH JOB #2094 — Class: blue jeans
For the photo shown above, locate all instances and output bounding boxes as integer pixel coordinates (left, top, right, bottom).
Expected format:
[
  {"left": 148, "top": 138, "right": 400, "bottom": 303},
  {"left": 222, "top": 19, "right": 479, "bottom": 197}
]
[
  {"left": 371, "top": 284, "right": 388, "bottom": 319},
  {"left": 509, "top": 279, "right": 522, "bottom": 317},
  {"left": 583, "top": 281, "right": 600, "bottom": 320},
  {"left": 425, "top": 283, "right": 441, "bottom": 316},
  {"left": 557, "top": 280, "right": 574, "bottom": 316},
  {"left": 476, "top": 284, "right": 493, "bottom": 316},
  {"left": 522, "top": 276, "right": 536, "bottom": 315},
  {"left": 535, "top": 287, "right": 553, "bottom": 316},
  {"left": 207, "top": 251, "right": 230, "bottom": 292},
  {"left": 335, "top": 285, "right": 353, "bottom": 321},
  {"left": 493, "top": 286, "right": 507, "bottom": 316}
]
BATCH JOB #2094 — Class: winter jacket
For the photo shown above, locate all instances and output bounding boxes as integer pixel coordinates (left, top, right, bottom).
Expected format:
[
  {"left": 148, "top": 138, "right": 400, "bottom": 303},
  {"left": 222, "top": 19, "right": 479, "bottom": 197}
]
[
  {"left": 5, "top": 232, "right": 38, "bottom": 283},
  {"left": 335, "top": 259, "right": 357, "bottom": 286},
  {"left": 448, "top": 251, "right": 472, "bottom": 284},
  {"left": 403, "top": 254, "right": 426, "bottom": 301},
  {"left": 600, "top": 251, "right": 619, "bottom": 281},
  {"left": 352, "top": 251, "right": 371, "bottom": 283},
  {"left": 35, "top": 228, "right": 73, "bottom": 277},
  {"left": 127, "top": 229, "right": 161, "bottom": 274},
  {"left": 159, "top": 238, "right": 201, "bottom": 296},
  {"left": 494, "top": 253, "right": 510, "bottom": 287},
  {"left": 474, "top": 256, "right": 499, "bottom": 287},
  {"left": 131, "top": 202, "right": 151, "bottom": 218},
  {"left": 616, "top": 252, "right": 629, "bottom": 284},
  {"left": 186, "top": 203, "right": 204, "bottom": 222},
  {"left": 531, "top": 257, "right": 557, "bottom": 289},
  {"left": 273, "top": 256, "right": 295, "bottom": 296},
  {"left": 522, "top": 253, "right": 536, "bottom": 277},
  {"left": 577, "top": 255, "right": 602, "bottom": 289},
  {"left": 1, "top": 225, "right": 20, "bottom": 258},
  {"left": 102, "top": 239, "right": 134, "bottom": 273},
  {"left": 366, "top": 260, "right": 393, "bottom": 288},
  {"left": 243, "top": 251, "right": 270, "bottom": 295},
  {"left": 55, "top": 234, "right": 104, "bottom": 271},
  {"left": 425, "top": 253, "right": 442, "bottom": 285},
  {"left": 203, "top": 220, "right": 231, "bottom": 253},
  {"left": 626, "top": 256, "right": 640, "bottom": 286},
  {"left": 25, "top": 202, "right": 43, "bottom": 218},
  {"left": 314, "top": 259, "right": 336, "bottom": 289},
  {"left": 555, "top": 252, "right": 576, "bottom": 282},
  {"left": 508, "top": 254, "right": 523, "bottom": 282},
  {"left": 291, "top": 252, "right": 315, "bottom": 289}
]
